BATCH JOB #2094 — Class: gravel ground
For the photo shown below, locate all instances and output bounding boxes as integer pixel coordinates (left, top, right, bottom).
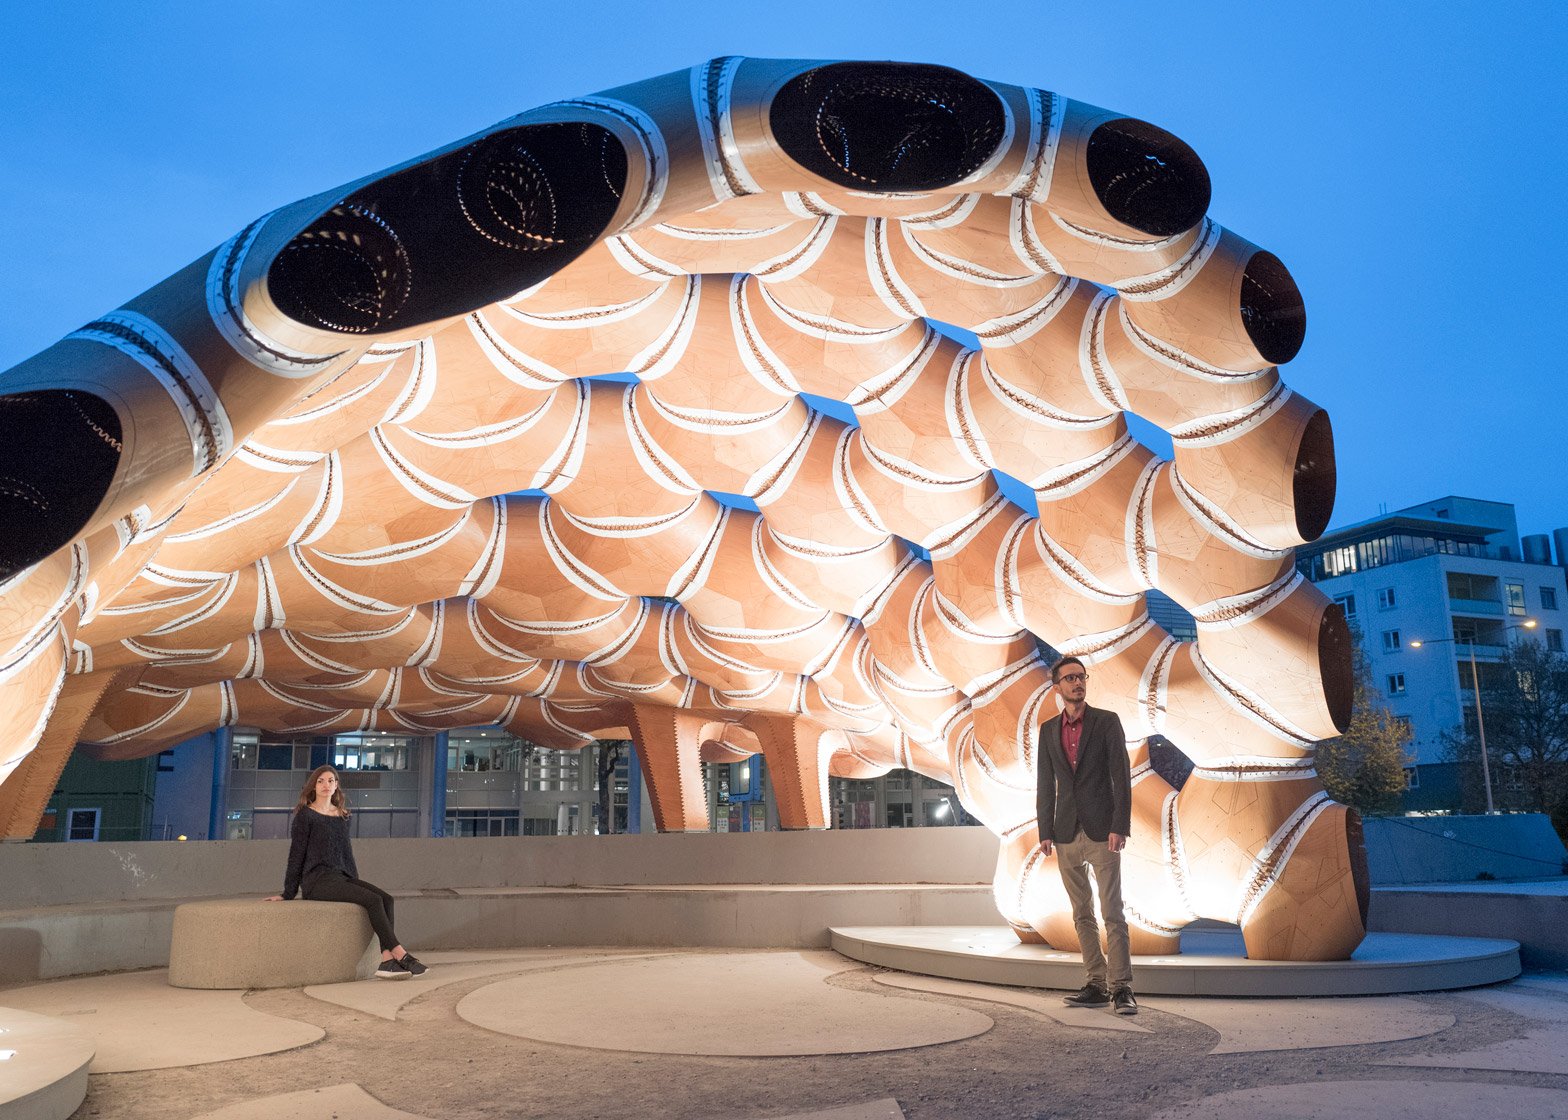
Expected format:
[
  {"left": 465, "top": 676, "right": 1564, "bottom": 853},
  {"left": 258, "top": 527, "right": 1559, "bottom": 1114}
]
[{"left": 66, "top": 955, "right": 1568, "bottom": 1120}]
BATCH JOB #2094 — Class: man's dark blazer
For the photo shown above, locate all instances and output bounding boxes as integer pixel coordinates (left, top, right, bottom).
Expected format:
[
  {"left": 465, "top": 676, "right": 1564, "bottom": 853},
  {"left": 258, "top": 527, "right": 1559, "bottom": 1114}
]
[{"left": 1036, "top": 703, "right": 1132, "bottom": 845}]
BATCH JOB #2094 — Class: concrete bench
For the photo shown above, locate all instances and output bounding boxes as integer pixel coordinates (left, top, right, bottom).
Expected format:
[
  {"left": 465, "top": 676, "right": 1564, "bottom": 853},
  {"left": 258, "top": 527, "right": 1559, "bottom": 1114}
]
[
  {"left": 168, "top": 899, "right": 378, "bottom": 989},
  {"left": 1, "top": 882, "right": 998, "bottom": 983}
]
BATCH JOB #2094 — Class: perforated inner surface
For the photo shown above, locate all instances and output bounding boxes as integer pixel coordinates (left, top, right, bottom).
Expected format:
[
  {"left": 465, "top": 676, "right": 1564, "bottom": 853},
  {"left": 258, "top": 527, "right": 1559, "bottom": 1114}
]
[
  {"left": 1085, "top": 117, "right": 1211, "bottom": 236},
  {"left": 270, "top": 123, "right": 626, "bottom": 334},
  {"left": 0, "top": 390, "right": 121, "bottom": 581},
  {"left": 770, "top": 62, "right": 1006, "bottom": 190},
  {"left": 1241, "top": 250, "right": 1307, "bottom": 364}
]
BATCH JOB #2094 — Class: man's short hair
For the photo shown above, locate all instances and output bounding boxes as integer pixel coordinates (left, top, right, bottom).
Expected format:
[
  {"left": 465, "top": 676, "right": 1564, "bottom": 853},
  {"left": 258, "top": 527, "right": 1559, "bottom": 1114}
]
[{"left": 1051, "top": 656, "right": 1086, "bottom": 683}]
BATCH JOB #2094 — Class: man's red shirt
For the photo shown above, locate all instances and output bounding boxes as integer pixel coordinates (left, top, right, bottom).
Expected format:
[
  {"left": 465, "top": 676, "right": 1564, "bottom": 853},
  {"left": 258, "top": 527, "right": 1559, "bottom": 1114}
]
[{"left": 1061, "top": 709, "right": 1084, "bottom": 768}]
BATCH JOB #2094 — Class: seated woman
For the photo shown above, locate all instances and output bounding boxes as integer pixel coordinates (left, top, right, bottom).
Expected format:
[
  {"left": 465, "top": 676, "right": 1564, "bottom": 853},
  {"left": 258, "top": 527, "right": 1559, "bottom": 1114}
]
[{"left": 266, "top": 765, "right": 430, "bottom": 980}]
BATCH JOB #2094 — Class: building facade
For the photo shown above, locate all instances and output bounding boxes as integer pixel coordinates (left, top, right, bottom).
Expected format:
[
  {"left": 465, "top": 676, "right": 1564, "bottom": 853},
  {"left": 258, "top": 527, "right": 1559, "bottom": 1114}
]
[
  {"left": 1296, "top": 497, "right": 1568, "bottom": 809},
  {"left": 38, "top": 752, "right": 158, "bottom": 843},
  {"left": 111, "top": 726, "right": 973, "bottom": 845}
]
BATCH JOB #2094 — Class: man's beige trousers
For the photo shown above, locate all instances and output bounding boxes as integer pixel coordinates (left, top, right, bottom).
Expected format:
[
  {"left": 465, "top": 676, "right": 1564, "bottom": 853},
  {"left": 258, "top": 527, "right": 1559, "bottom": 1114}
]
[{"left": 1056, "top": 829, "right": 1132, "bottom": 988}]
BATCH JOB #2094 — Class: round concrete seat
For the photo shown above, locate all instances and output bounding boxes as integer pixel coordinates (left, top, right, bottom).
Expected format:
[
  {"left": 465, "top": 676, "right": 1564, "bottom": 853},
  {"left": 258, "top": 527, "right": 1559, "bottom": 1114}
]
[
  {"left": 0, "top": 1006, "right": 94, "bottom": 1120},
  {"left": 168, "top": 899, "right": 378, "bottom": 989}
]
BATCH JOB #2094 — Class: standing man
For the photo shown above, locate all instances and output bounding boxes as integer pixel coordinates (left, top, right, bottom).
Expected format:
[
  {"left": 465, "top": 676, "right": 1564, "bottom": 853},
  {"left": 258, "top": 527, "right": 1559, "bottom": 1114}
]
[{"left": 1036, "top": 656, "right": 1137, "bottom": 1015}]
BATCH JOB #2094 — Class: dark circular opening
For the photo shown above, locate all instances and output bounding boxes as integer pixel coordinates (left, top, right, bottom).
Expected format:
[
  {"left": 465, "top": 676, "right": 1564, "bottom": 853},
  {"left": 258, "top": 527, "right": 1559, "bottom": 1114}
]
[
  {"left": 0, "top": 390, "right": 122, "bottom": 582},
  {"left": 1085, "top": 118, "right": 1211, "bottom": 236},
  {"left": 769, "top": 62, "right": 1007, "bottom": 191},
  {"left": 1344, "top": 807, "right": 1371, "bottom": 927},
  {"left": 1240, "top": 250, "right": 1306, "bottom": 364},
  {"left": 1293, "top": 408, "right": 1336, "bottom": 542},
  {"left": 457, "top": 126, "right": 627, "bottom": 252},
  {"left": 268, "top": 122, "right": 626, "bottom": 335},
  {"left": 269, "top": 205, "right": 411, "bottom": 334},
  {"left": 1317, "top": 600, "right": 1354, "bottom": 735}
]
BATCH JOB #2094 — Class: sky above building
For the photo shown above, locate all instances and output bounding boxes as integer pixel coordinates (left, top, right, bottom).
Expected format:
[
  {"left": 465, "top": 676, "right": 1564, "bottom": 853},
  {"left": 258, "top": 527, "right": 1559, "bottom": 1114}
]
[{"left": 2, "top": 2, "right": 1563, "bottom": 535}]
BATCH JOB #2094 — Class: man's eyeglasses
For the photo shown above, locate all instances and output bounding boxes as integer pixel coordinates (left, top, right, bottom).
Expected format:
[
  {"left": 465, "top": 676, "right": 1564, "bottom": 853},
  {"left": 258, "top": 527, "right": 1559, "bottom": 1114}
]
[{"left": 1056, "top": 672, "right": 1088, "bottom": 684}]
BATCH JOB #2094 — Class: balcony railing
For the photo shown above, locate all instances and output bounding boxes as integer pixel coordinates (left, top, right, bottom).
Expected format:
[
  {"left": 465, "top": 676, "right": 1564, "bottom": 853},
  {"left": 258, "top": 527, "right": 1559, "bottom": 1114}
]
[
  {"left": 1448, "top": 597, "right": 1505, "bottom": 616},
  {"left": 1451, "top": 643, "right": 1507, "bottom": 660}
]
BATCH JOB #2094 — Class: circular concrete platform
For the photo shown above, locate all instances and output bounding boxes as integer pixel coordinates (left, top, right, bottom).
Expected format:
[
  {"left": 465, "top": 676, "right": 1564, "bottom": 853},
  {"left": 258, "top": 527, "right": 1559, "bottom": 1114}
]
[
  {"left": 829, "top": 926, "right": 1521, "bottom": 997},
  {"left": 0, "top": 1006, "right": 95, "bottom": 1120}
]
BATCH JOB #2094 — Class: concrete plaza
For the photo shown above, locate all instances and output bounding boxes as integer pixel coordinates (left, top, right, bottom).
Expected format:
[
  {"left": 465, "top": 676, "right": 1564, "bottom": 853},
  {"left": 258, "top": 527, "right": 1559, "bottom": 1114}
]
[
  {"left": 4, "top": 945, "right": 1568, "bottom": 1119},
  {"left": 3, "top": 830, "right": 1567, "bottom": 1119}
]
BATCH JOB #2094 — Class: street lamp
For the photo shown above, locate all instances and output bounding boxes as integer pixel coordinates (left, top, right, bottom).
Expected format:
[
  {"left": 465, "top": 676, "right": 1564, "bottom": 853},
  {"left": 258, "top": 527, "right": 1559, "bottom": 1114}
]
[{"left": 1410, "top": 618, "right": 1537, "bottom": 815}]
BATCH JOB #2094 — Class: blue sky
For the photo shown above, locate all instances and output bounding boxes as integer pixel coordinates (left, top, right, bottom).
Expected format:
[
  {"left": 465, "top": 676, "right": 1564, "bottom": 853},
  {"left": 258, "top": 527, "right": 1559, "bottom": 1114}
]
[{"left": 3, "top": 2, "right": 1564, "bottom": 536}]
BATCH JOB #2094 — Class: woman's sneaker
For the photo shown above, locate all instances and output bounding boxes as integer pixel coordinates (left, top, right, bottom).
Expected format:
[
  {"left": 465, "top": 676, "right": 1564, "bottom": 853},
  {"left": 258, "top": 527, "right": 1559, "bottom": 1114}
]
[
  {"left": 398, "top": 954, "right": 429, "bottom": 977},
  {"left": 375, "top": 958, "right": 410, "bottom": 981}
]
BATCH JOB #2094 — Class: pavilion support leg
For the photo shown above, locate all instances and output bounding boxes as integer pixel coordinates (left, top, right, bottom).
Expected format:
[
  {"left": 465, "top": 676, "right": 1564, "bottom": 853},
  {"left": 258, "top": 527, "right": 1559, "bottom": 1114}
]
[
  {"left": 1174, "top": 771, "right": 1368, "bottom": 961},
  {"left": 1235, "top": 800, "right": 1368, "bottom": 962},
  {"left": 626, "top": 704, "right": 710, "bottom": 833},
  {"left": 742, "top": 714, "right": 830, "bottom": 830},
  {"left": 0, "top": 669, "right": 135, "bottom": 841}
]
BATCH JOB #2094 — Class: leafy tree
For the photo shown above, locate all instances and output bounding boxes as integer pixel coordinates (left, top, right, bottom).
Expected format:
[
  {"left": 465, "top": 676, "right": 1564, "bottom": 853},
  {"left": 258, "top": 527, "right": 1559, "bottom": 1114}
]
[
  {"left": 1442, "top": 639, "right": 1568, "bottom": 819},
  {"left": 1315, "top": 635, "right": 1413, "bottom": 815}
]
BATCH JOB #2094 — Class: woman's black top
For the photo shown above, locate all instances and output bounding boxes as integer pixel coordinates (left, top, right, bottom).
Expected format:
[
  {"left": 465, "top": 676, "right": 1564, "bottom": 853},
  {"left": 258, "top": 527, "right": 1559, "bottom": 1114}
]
[{"left": 282, "top": 808, "right": 358, "bottom": 899}]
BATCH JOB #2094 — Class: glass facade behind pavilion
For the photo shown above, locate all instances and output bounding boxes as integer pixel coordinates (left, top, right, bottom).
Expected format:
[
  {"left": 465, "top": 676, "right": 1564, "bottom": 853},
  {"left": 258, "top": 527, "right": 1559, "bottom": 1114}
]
[{"left": 116, "top": 725, "right": 976, "bottom": 843}]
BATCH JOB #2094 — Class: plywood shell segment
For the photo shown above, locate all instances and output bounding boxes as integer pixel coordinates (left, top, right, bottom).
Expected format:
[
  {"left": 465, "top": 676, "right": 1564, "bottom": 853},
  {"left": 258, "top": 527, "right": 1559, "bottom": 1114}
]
[{"left": 0, "top": 58, "right": 1361, "bottom": 960}]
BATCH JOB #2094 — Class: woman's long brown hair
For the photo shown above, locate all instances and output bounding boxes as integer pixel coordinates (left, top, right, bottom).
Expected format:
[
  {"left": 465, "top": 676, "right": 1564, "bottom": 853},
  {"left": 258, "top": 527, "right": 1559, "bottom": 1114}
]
[{"left": 293, "top": 764, "right": 351, "bottom": 817}]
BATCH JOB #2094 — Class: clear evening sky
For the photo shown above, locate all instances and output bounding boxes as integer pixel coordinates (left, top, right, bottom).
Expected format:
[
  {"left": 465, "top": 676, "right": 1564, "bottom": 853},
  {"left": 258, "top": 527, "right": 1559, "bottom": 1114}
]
[{"left": 2, "top": 2, "right": 1563, "bottom": 535}]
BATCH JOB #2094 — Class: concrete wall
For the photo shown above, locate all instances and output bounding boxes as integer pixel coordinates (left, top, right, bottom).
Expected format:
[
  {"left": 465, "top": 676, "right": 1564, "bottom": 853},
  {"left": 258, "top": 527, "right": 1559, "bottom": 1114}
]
[
  {"left": 0, "top": 828, "right": 1000, "bottom": 983},
  {"left": 13, "top": 817, "right": 1563, "bottom": 907},
  {"left": 1362, "top": 813, "right": 1568, "bottom": 884},
  {"left": 1, "top": 826, "right": 999, "bottom": 909},
  {"left": 1370, "top": 884, "right": 1568, "bottom": 969}
]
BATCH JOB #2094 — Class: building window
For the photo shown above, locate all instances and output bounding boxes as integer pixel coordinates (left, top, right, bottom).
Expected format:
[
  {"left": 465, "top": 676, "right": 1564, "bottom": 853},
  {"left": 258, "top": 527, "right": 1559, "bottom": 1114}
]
[
  {"left": 1334, "top": 593, "right": 1358, "bottom": 620},
  {"left": 334, "top": 746, "right": 412, "bottom": 772},
  {"left": 1542, "top": 587, "right": 1559, "bottom": 611},
  {"left": 523, "top": 750, "right": 585, "bottom": 792},
  {"left": 450, "top": 740, "right": 532, "bottom": 773},
  {"left": 156, "top": 750, "right": 175, "bottom": 773},
  {"left": 1376, "top": 587, "right": 1396, "bottom": 610},
  {"left": 1387, "top": 673, "right": 1406, "bottom": 695},
  {"left": 445, "top": 808, "right": 520, "bottom": 838},
  {"left": 1406, "top": 766, "right": 1420, "bottom": 789},
  {"left": 1506, "top": 582, "right": 1527, "bottom": 616},
  {"left": 66, "top": 808, "right": 101, "bottom": 842},
  {"left": 1382, "top": 630, "right": 1401, "bottom": 653},
  {"left": 1549, "top": 629, "right": 1565, "bottom": 653},
  {"left": 332, "top": 734, "right": 417, "bottom": 771},
  {"left": 231, "top": 734, "right": 258, "bottom": 770},
  {"left": 258, "top": 745, "right": 293, "bottom": 771},
  {"left": 1447, "top": 571, "right": 1500, "bottom": 605}
]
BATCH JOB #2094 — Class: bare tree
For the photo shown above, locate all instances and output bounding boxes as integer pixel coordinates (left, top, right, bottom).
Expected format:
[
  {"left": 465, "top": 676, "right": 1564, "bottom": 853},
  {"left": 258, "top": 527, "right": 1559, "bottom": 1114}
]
[
  {"left": 595, "top": 739, "right": 628, "bottom": 834},
  {"left": 1443, "top": 640, "right": 1568, "bottom": 822}
]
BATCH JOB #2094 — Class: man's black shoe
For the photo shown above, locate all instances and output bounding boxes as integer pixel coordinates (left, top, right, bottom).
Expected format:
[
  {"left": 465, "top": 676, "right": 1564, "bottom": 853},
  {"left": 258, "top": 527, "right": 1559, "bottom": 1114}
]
[
  {"left": 1062, "top": 983, "right": 1111, "bottom": 1008},
  {"left": 375, "top": 958, "right": 410, "bottom": 981},
  {"left": 1113, "top": 986, "right": 1139, "bottom": 1015},
  {"left": 398, "top": 953, "right": 429, "bottom": 977}
]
